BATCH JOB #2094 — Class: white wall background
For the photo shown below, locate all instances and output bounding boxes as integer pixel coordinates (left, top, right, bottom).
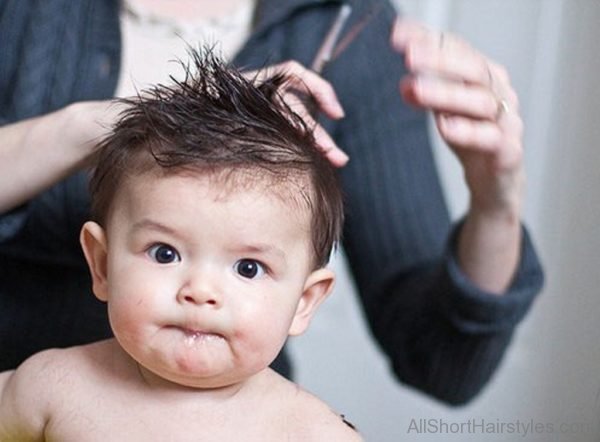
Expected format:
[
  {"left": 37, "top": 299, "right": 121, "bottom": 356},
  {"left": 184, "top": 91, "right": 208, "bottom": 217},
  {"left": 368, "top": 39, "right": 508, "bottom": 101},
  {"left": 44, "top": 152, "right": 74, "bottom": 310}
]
[{"left": 289, "top": 1, "right": 600, "bottom": 440}]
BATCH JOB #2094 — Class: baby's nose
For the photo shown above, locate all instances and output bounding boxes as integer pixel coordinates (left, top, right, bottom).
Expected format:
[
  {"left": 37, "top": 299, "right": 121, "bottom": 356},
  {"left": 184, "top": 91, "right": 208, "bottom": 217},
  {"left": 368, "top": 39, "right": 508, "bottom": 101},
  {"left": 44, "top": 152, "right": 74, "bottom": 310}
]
[{"left": 176, "top": 276, "right": 222, "bottom": 307}]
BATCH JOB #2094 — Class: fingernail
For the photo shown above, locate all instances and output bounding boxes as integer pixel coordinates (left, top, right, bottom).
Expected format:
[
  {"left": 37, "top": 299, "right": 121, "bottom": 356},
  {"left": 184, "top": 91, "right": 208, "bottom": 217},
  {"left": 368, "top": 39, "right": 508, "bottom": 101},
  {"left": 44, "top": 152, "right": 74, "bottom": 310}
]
[
  {"left": 325, "top": 98, "right": 345, "bottom": 118},
  {"left": 391, "top": 20, "right": 407, "bottom": 48},
  {"left": 333, "top": 149, "right": 350, "bottom": 167}
]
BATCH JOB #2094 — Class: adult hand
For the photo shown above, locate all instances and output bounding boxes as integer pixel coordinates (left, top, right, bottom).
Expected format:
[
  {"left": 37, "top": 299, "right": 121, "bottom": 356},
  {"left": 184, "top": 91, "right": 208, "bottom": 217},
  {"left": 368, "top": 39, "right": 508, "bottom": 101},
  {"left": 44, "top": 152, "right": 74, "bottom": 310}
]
[
  {"left": 390, "top": 19, "right": 524, "bottom": 294},
  {"left": 391, "top": 19, "right": 523, "bottom": 217},
  {"left": 245, "top": 60, "right": 348, "bottom": 167}
]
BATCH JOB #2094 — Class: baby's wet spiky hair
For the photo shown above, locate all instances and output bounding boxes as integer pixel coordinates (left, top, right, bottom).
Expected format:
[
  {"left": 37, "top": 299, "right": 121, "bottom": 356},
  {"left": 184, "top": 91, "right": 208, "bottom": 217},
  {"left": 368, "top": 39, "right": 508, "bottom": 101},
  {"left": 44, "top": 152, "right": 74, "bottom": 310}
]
[{"left": 90, "top": 47, "right": 343, "bottom": 268}]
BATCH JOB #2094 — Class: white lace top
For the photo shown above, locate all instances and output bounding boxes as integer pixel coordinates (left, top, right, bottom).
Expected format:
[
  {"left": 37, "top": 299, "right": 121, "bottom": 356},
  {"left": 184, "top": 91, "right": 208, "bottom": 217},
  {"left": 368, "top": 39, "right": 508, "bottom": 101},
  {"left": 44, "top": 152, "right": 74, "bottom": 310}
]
[{"left": 116, "top": 0, "right": 254, "bottom": 98}]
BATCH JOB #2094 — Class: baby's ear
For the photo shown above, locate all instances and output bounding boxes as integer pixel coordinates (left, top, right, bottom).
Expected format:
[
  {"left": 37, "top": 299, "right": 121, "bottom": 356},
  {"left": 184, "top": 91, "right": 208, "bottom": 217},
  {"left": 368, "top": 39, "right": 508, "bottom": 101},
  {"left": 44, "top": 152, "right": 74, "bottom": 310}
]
[
  {"left": 80, "top": 221, "right": 109, "bottom": 302},
  {"left": 289, "top": 268, "right": 335, "bottom": 336}
]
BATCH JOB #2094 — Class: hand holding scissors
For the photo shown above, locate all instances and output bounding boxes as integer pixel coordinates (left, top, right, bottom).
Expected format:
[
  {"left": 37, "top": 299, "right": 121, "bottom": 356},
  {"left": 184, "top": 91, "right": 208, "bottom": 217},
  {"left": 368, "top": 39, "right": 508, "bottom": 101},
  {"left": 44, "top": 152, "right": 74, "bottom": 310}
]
[
  {"left": 247, "top": 59, "right": 348, "bottom": 167},
  {"left": 246, "top": 4, "right": 379, "bottom": 167}
]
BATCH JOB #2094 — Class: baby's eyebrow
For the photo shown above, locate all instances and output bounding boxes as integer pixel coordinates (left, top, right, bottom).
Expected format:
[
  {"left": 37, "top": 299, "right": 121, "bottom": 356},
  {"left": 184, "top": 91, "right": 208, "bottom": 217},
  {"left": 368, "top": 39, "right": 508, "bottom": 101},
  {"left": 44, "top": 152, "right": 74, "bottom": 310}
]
[
  {"left": 130, "top": 219, "right": 178, "bottom": 236},
  {"left": 233, "top": 244, "right": 287, "bottom": 262}
]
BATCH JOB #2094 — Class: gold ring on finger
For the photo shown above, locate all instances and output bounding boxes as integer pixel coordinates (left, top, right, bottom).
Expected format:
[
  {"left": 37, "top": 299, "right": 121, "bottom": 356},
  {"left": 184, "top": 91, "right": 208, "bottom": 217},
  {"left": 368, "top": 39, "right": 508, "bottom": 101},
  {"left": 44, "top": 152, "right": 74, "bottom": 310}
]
[{"left": 496, "top": 98, "right": 510, "bottom": 121}]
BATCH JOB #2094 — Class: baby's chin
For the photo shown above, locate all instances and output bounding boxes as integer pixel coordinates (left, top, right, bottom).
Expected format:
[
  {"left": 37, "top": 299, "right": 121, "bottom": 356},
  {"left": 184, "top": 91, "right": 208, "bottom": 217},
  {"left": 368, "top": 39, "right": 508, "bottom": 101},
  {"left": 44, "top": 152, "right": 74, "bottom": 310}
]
[{"left": 122, "top": 332, "right": 280, "bottom": 390}]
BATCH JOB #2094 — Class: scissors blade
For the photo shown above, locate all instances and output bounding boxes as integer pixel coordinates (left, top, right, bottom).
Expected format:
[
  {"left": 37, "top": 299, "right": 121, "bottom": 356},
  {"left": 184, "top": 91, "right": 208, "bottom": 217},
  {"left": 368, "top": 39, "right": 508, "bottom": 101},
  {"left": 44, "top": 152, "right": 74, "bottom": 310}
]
[
  {"left": 310, "top": 4, "right": 353, "bottom": 73},
  {"left": 330, "top": 3, "right": 382, "bottom": 61}
]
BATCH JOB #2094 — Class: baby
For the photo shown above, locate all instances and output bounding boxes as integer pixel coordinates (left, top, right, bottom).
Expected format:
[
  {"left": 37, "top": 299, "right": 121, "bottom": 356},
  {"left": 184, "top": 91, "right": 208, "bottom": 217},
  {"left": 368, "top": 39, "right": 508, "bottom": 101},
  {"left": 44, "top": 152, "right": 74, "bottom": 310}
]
[{"left": 0, "top": 49, "right": 360, "bottom": 441}]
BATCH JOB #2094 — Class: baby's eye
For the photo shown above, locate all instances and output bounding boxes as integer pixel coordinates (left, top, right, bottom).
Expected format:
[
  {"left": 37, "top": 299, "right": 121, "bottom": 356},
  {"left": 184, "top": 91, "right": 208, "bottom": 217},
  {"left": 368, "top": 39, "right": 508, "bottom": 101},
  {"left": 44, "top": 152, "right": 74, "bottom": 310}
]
[
  {"left": 147, "top": 244, "right": 180, "bottom": 264},
  {"left": 234, "top": 259, "right": 266, "bottom": 279}
]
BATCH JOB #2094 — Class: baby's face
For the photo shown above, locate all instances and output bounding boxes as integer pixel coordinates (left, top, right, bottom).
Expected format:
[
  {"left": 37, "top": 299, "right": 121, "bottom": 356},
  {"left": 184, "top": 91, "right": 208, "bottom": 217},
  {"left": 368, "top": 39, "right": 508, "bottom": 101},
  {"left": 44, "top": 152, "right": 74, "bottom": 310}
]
[{"left": 101, "top": 171, "right": 318, "bottom": 388}]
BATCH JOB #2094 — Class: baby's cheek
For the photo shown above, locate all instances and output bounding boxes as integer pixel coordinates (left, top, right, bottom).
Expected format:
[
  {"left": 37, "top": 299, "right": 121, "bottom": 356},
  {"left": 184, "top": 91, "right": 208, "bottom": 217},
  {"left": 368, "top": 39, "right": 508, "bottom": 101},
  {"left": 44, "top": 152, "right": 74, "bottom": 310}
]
[
  {"left": 232, "top": 328, "right": 286, "bottom": 373},
  {"left": 108, "top": 300, "right": 136, "bottom": 330},
  {"left": 107, "top": 291, "right": 153, "bottom": 332},
  {"left": 237, "top": 310, "right": 291, "bottom": 353}
]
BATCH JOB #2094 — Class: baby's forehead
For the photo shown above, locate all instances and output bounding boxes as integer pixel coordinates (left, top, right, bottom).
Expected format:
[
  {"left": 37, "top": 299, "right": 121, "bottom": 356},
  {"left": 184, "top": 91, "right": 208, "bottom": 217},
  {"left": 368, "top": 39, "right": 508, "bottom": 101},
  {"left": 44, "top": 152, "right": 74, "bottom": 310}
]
[{"left": 125, "top": 166, "right": 314, "bottom": 214}]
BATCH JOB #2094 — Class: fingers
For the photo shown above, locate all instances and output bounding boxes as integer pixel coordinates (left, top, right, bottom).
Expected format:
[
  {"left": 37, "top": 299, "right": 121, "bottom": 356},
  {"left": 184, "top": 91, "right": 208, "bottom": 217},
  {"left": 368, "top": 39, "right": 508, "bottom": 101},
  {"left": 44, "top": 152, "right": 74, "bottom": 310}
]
[
  {"left": 392, "top": 19, "right": 520, "bottom": 126},
  {"left": 252, "top": 61, "right": 345, "bottom": 120},
  {"left": 246, "top": 60, "right": 349, "bottom": 167},
  {"left": 400, "top": 75, "right": 499, "bottom": 121},
  {"left": 435, "top": 113, "right": 498, "bottom": 152},
  {"left": 399, "top": 66, "right": 518, "bottom": 128},
  {"left": 312, "top": 124, "right": 351, "bottom": 167},
  {"left": 392, "top": 19, "right": 484, "bottom": 82},
  {"left": 281, "top": 90, "right": 349, "bottom": 167},
  {"left": 486, "top": 60, "right": 520, "bottom": 113},
  {"left": 434, "top": 106, "right": 524, "bottom": 174},
  {"left": 392, "top": 17, "right": 525, "bottom": 186},
  {"left": 392, "top": 18, "right": 518, "bottom": 114}
]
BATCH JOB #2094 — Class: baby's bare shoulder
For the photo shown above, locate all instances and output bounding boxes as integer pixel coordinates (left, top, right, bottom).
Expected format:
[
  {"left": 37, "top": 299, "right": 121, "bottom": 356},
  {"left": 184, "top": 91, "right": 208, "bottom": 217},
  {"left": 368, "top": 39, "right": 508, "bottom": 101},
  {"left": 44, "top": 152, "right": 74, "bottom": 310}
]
[
  {"left": 7, "top": 339, "right": 118, "bottom": 397},
  {"left": 20, "top": 339, "right": 112, "bottom": 375},
  {"left": 263, "top": 372, "right": 363, "bottom": 441},
  {"left": 10, "top": 346, "right": 85, "bottom": 386},
  {"left": 0, "top": 344, "right": 97, "bottom": 437},
  {"left": 0, "top": 340, "right": 124, "bottom": 439},
  {"left": 288, "top": 387, "right": 363, "bottom": 441}
]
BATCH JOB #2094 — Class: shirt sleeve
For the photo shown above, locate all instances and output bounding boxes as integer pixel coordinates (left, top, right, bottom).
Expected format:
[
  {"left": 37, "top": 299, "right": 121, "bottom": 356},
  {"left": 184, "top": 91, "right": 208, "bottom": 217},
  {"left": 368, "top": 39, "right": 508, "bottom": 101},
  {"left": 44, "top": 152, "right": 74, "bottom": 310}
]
[
  {"left": 0, "top": 114, "right": 30, "bottom": 243},
  {"left": 441, "top": 222, "right": 543, "bottom": 334},
  {"left": 0, "top": 205, "right": 29, "bottom": 243}
]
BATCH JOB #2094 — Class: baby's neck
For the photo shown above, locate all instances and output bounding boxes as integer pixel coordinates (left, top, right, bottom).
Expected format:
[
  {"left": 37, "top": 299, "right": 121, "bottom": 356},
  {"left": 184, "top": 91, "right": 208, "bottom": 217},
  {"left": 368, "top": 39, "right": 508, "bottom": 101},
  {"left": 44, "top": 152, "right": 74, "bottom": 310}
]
[{"left": 134, "top": 363, "right": 245, "bottom": 400}]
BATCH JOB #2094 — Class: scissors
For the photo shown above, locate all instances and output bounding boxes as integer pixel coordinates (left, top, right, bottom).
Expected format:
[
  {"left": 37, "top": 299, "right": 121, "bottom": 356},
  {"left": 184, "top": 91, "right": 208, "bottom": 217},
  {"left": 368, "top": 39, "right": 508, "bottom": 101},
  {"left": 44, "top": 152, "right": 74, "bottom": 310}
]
[{"left": 310, "top": 2, "right": 382, "bottom": 74}]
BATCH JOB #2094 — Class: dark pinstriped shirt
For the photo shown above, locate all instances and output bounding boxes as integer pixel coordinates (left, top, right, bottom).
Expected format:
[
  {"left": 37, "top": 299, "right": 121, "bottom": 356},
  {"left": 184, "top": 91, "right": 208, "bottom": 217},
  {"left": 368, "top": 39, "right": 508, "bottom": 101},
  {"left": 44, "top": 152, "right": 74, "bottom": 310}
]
[{"left": 0, "top": 0, "right": 543, "bottom": 405}]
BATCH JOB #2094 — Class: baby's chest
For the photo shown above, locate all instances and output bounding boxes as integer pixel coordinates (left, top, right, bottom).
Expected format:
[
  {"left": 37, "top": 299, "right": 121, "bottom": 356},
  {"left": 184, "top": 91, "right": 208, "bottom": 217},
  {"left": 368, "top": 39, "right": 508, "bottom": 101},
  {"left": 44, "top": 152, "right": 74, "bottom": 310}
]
[{"left": 45, "top": 401, "right": 286, "bottom": 441}]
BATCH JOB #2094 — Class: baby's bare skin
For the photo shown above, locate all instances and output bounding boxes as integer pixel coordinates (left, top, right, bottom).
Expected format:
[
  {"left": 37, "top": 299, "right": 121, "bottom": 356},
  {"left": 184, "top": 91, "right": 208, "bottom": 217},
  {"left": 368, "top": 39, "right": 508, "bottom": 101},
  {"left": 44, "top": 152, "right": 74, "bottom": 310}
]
[{"left": 0, "top": 340, "right": 361, "bottom": 441}]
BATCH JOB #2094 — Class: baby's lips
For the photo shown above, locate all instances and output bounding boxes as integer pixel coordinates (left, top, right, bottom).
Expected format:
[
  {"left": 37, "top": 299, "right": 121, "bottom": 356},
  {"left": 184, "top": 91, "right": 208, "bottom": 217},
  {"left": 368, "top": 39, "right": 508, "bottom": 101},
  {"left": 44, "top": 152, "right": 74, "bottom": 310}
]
[{"left": 170, "top": 324, "right": 226, "bottom": 341}]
